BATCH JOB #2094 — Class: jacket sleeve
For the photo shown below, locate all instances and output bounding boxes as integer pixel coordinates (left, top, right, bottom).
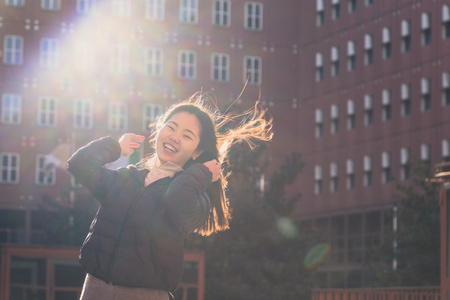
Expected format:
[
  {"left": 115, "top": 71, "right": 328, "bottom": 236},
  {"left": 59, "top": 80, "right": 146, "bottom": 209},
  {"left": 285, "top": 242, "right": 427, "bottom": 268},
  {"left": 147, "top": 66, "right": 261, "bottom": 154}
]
[
  {"left": 67, "top": 136, "right": 121, "bottom": 202},
  {"left": 164, "top": 163, "right": 212, "bottom": 235}
]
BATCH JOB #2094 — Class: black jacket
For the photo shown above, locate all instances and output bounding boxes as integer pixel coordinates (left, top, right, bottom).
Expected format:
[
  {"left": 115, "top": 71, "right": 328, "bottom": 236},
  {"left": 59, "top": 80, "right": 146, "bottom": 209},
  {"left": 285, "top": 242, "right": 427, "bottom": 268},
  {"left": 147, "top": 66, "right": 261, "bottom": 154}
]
[{"left": 67, "top": 137, "right": 211, "bottom": 292}]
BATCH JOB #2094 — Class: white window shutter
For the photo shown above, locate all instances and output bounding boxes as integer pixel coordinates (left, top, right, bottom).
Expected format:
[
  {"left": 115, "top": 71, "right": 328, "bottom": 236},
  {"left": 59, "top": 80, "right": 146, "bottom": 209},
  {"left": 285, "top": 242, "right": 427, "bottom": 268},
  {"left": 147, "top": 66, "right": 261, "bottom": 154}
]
[
  {"left": 330, "top": 162, "right": 338, "bottom": 177},
  {"left": 346, "top": 159, "right": 354, "bottom": 174},
  {"left": 401, "top": 83, "right": 410, "bottom": 100},
  {"left": 315, "top": 165, "right": 323, "bottom": 180},
  {"left": 331, "top": 47, "right": 339, "bottom": 62},
  {"left": 443, "top": 140, "right": 450, "bottom": 158},
  {"left": 364, "top": 94, "right": 373, "bottom": 110},
  {"left": 382, "top": 89, "right": 391, "bottom": 105},
  {"left": 421, "top": 13, "right": 430, "bottom": 30},
  {"left": 363, "top": 155, "right": 372, "bottom": 172},
  {"left": 421, "top": 78, "right": 430, "bottom": 95},
  {"left": 347, "top": 100, "right": 355, "bottom": 115},
  {"left": 382, "top": 27, "right": 391, "bottom": 43},
  {"left": 442, "top": 72, "right": 450, "bottom": 89},
  {"left": 347, "top": 41, "right": 355, "bottom": 56},
  {"left": 421, "top": 144, "right": 430, "bottom": 161},
  {"left": 401, "top": 20, "right": 410, "bottom": 37},
  {"left": 317, "top": 0, "right": 324, "bottom": 12},
  {"left": 315, "top": 109, "right": 323, "bottom": 123},
  {"left": 331, "top": 104, "right": 339, "bottom": 119},
  {"left": 316, "top": 53, "right": 323, "bottom": 67},
  {"left": 364, "top": 34, "right": 372, "bottom": 50},
  {"left": 401, "top": 148, "right": 410, "bottom": 165},
  {"left": 382, "top": 152, "right": 391, "bottom": 168},
  {"left": 443, "top": 5, "right": 450, "bottom": 22}
]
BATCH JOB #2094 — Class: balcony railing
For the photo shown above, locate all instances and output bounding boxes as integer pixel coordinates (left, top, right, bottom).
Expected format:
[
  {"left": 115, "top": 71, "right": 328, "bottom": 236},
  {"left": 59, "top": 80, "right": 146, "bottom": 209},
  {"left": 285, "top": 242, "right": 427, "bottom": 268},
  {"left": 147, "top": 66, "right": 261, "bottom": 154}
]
[{"left": 311, "top": 287, "right": 440, "bottom": 300}]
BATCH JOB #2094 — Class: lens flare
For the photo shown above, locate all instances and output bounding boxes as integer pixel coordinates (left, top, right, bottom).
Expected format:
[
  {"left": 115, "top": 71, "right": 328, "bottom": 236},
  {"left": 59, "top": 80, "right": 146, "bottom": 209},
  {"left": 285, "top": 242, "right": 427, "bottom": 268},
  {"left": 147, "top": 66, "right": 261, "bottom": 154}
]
[
  {"left": 276, "top": 216, "right": 298, "bottom": 239},
  {"left": 304, "top": 242, "right": 330, "bottom": 270}
]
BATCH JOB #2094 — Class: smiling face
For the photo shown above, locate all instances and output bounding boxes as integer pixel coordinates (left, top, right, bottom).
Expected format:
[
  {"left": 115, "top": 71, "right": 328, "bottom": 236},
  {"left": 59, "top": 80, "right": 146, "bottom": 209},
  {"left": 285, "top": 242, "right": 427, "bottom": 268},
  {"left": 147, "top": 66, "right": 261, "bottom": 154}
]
[{"left": 155, "top": 111, "right": 203, "bottom": 168}]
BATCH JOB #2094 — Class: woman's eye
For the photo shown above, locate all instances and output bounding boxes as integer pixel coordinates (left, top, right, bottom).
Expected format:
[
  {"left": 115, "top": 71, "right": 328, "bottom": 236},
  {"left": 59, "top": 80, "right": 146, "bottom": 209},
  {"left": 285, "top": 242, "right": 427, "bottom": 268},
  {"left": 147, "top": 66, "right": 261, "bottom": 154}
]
[
  {"left": 184, "top": 135, "right": 193, "bottom": 140},
  {"left": 167, "top": 125, "right": 174, "bottom": 130}
]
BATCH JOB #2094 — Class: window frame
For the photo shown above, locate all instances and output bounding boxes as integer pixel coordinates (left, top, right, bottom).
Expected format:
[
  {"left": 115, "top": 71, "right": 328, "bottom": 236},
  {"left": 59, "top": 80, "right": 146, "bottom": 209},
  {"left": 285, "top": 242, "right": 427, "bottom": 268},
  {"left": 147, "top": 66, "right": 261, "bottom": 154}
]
[
  {"left": 36, "top": 154, "right": 55, "bottom": 186},
  {"left": 145, "top": 47, "right": 164, "bottom": 76},
  {"left": 146, "top": 0, "right": 165, "bottom": 20},
  {"left": 213, "top": 0, "right": 231, "bottom": 27},
  {"left": 37, "top": 97, "right": 57, "bottom": 127},
  {"left": 108, "top": 102, "right": 128, "bottom": 131},
  {"left": 73, "top": 99, "right": 93, "bottom": 129},
  {"left": 243, "top": 55, "right": 262, "bottom": 85},
  {"left": 211, "top": 53, "right": 230, "bottom": 82},
  {"left": 244, "top": 2, "right": 263, "bottom": 31},
  {"left": 41, "top": 0, "right": 60, "bottom": 11},
  {"left": 40, "top": 38, "right": 59, "bottom": 68},
  {"left": 3, "top": 35, "right": 23, "bottom": 65},
  {"left": 1, "top": 93, "right": 22, "bottom": 125},
  {"left": 179, "top": 0, "right": 198, "bottom": 24},
  {"left": 1, "top": 153, "right": 20, "bottom": 184},
  {"left": 178, "top": 50, "right": 197, "bottom": 80}
]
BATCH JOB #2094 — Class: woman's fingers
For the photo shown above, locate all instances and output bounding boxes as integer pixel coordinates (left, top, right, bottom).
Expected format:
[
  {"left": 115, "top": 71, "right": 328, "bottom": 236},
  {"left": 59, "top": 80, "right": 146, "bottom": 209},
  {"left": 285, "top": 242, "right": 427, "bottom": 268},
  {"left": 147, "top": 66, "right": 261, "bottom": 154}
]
[
  {"left": 203, "top": 159, "right": 222, "bottom": 182},
  {"left": 119, "top": 133, "right": 145, "bottom": 157}
]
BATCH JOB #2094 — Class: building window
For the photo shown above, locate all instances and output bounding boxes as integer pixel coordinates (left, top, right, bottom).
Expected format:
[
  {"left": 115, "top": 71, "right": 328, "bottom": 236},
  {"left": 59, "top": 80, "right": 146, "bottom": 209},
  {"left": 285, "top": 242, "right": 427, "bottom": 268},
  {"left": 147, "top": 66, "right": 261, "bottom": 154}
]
[
  {"left": 112, "top": 0, "right": 131, "bottom": 17},
  {"left": 178, "top": 50, "right": 197, "bottom": 79},
  {"left": 244, "top": 56, "right": 262, "bottom": 85},
  {"left": 347, "top": 99, "right": 356, "bottom": 130},
  {"left": 364, "top": 94, "right": 373, "bottom": 126},
  {"left": 365, "top": 0, "right": 373, "bottom": 6},
  {"left": 400, "top": 147, "right": 411, "bottom": 180},
  {"left": 401, "top": 20, "right": 411, "bottom": 53},
  {"left": 180, "top": 0, "right": 198, "bottom": 23},
  {"left": 346, "top": 159, "right": 355, "bottom": 189},
  {"left": 330, "top": 104, "right": 339, "bottom": 134},
  {"left": 381, "top": 151, "right": 391, "bottom": 184},
  {"left": 38, "top": 97, "right": 57, "bottom": 127},
  {"left": 213, "top": 0, "right": 230, "bottom": 27},
  {"left": 420, "top": 143, "right": 431, "bottom": 168},
  {"left": 77, "top": 0, "right": 95, "bottom": 14},
  {"left": 42, "top": 0, "right": 60, "bottom": 10},
  {"left": 316, "top": 0, "right": 324, "bottom": 26},
  {"left": 331, "top": 46, "right": 340, "bottom": 77},
  {"left": 421, "top": 13, "right": 432, "bottom": 46},
  {"left": 36, "top": 155, "right": 55, "bottom": 186},
  {"left": 146, "top": 48, "right": 164, "bottom": 76},
  {"left": 1, "top": 153, "right": 19, "bottom": 184},
  {"left": 110, "top": 45, "right": 129, "bottom": 73},
  {"left": 1, "top": 94, "right": 21, "bottom": 125},
  {"left": 108, "top": 102, "right": 128, "bottom": 131},
  {"left": 315, "top": 109, "right": 324, "bottom": 138},
  {"left": 211, "top": 53, "right": 230, "bottom": 82},
  {"left": 3, "top": 35, "right": 23, "bottom": 65},
  {"left": 143, "top": 103, "right": 162, "bottom": 131},
  {"left": 315, "top": 53, "right": 324, "bottom": 81},
  {"left": 330, "top": 162, "right": 339, "bottom": 192},
  {"left": 382, "top": 27, "right": 392, "bottom": 59},
  {"left": 348, "top": 0, "right": 357, "bottom": 13},
  {"left": 363, "top": 155, "right": 372, "bottom": 187},
  {"left": 443, "top": 71, "right": 450, "bottom": 106},
  {"left": 146, "top": 0, "right": 165, "bottom": 20},
  {"left": 401, "top": 83, "right": 411, "bottom": 116},
  {"left": 40, "top": 38, "right": 59, "bottom": 68},
  {"left": 347, "top": 41, "right": 356, "bottom": 71},
  {"left": 382, "top": 89, "right": 392, "bottom": 121},
  {"left": 73, "top": 99, "right": 93, "bottom": 129},
  {"left": 421, "top": 78, "right": 431, "bottom": 111},
  {"left": 5, "top": 0, "right": 24, "bottom": 7},
  {"left": 443, "top": 5, "right": 450, "bottom": 39},
  {"left": 245, "top": 2, "right": 263, "bottom": 30},
  {"left": 443, "top": 139, "right": 450, "bottom": 161},
  {"left": 332, "top": 0, "right": 340, "bottom": 20},
  {"left": 75, "top": 42, "right": 94, "bottom": 70},
  {"left": 364, "top": 34, "right": 373, "bottom": 65},
  {"left": 314, "top": 165, "right": 323, "bottom": 195}
]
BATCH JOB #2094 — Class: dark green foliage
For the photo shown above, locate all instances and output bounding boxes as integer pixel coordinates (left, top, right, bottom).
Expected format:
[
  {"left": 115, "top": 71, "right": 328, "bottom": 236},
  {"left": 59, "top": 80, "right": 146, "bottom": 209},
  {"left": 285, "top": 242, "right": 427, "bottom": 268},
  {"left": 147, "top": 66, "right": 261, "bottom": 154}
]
[
  {"left": 370, "top": 163, "right": 440, "bottom": 286},
  {"left": 186, "top": 145, "right": 316, "bottom": 300}
]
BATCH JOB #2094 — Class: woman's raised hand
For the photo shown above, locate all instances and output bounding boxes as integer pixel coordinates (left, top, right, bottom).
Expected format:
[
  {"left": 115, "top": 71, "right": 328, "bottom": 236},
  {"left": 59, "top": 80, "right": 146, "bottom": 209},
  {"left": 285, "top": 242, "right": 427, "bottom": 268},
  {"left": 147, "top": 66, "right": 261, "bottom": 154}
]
[
  {"left": 203, "top": 159, "right": 222, "bottom": 182},
  {"left": 119, "top": 133, "right": 146, "bottom": 158}
]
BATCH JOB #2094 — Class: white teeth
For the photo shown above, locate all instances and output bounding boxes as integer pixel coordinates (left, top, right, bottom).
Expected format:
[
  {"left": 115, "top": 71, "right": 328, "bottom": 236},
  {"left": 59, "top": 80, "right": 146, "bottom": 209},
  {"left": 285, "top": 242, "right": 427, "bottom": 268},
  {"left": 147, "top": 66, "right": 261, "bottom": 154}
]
[{"left": 164, "top": 143, "right": 177, "bottom": 152}]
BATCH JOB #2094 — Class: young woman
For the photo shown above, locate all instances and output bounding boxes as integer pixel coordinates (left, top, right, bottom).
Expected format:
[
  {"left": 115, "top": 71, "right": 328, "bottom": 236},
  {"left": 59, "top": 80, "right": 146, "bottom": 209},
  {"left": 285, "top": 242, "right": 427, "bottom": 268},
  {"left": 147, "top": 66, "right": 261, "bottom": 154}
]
[{"left": 67, "top": 96, "right": 273, "bottom": 300}]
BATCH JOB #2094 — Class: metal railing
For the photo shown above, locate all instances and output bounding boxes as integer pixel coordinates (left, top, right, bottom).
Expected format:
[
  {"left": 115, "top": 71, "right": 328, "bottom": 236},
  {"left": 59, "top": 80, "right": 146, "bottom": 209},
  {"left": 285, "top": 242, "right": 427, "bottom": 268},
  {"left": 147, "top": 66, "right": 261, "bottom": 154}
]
[{"left": 311, "top": 287, "right": 440, "bottom": 300}]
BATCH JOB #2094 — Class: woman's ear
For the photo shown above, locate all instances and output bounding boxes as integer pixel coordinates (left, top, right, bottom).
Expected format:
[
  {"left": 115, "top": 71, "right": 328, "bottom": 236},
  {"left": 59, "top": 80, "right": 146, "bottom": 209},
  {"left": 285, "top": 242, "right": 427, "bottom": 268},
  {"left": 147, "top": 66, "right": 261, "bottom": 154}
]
[{"left": 192, "top": 149, "right": 204, "bottom": 160}]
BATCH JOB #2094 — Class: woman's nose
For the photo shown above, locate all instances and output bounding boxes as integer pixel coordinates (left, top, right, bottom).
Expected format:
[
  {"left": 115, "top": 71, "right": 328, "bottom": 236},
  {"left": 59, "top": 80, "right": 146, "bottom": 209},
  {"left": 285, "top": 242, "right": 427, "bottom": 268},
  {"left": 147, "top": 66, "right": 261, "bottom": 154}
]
[{"left": 169, "top": 132, "right": 180, "bottom": 143}]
